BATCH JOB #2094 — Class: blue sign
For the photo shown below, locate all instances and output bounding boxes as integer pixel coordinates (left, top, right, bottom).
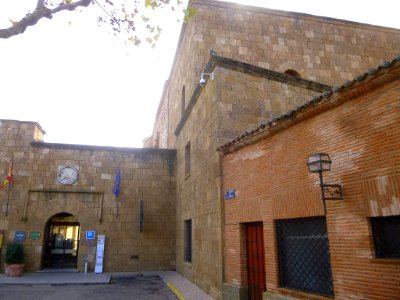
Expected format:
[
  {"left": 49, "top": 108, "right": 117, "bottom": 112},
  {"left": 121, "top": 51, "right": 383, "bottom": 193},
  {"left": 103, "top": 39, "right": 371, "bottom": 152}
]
[
  {"left": 86, "top": 231, "right": 96, "bottom": 240},
  {"left": 225, "top": 189, "right": 236, "bottom": 200},
  {"left": 14, "top": 231, "right": 26, "bottom": 242}
]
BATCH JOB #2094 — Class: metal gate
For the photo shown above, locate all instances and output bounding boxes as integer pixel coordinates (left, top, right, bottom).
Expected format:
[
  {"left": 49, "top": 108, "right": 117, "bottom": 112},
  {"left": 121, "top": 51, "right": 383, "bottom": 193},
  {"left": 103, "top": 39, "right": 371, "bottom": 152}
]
[
  {"left": 245, "top": 222, "right": 266, "bottom": 300},
  {"left": 276, "top": 216, "right": 333, "bottom": 296}
]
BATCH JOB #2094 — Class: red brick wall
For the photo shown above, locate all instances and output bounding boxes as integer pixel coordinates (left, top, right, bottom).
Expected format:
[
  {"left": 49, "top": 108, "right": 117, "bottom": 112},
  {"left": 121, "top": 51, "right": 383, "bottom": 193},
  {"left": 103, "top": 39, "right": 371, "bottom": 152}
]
[{"left": 222, "top": 78, "right": 400, "bottom": 299}]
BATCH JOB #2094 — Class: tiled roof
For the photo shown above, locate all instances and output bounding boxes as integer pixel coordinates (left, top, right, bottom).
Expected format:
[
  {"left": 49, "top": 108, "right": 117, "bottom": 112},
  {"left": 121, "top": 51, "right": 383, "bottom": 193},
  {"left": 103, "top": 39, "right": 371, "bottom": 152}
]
[{"left": 217, "top": 54, "right": 400, "bottom": 154}]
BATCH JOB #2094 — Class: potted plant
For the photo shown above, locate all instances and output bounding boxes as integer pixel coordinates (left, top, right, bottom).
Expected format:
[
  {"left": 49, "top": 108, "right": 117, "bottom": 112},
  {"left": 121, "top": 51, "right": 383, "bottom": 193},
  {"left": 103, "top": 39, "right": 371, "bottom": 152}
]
[{"left": 4, "top": 241, "right": 25, "bottom": 277}]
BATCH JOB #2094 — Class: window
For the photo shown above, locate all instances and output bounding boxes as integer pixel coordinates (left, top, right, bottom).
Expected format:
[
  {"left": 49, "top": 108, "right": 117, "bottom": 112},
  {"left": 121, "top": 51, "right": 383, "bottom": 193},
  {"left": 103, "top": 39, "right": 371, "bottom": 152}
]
[
  {"left": 181, "top": 85, "right": 186, "bottom": 117},
  {"left": 276, "top": 217, "right": 333, "bottom": 296},
  {"left": 184, "top": 219, "right": 192, "bottom": 263},
  {"left": 284, "top": 69, "right": 301, "bottom": 78},
  {"left": 185, "top": 142, "right": 191, "bottom": 176},
  {"left": 371, "top": 215, "right": 400, "bottom": 258}
]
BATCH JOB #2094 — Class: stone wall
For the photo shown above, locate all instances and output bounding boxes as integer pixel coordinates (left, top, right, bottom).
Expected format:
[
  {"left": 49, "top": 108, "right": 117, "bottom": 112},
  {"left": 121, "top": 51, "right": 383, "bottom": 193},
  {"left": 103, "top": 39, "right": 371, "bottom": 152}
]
[
  {"left": 146, "top": 1, "right": 400, "bottom": 298},
  {"left": 0, "top": 119, "right": 176, "bottom": 273}
]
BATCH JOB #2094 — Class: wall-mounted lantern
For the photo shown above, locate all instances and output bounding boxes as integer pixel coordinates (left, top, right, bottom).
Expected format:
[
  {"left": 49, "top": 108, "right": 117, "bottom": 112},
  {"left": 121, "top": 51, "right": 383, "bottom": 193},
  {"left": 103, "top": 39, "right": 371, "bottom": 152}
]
[{"left": 308, "top": 153, "right": 343, "bottom": 214}]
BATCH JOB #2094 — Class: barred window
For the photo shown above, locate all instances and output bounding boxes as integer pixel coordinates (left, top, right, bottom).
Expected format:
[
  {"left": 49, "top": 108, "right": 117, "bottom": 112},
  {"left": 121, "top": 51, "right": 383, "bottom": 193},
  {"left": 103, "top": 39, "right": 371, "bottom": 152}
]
[
  {"left": 184, "top": 219, "right": 192, "bottom": 263},
  {"left": 371, "top": 215, "right": 400, "bottom": 258},
  {"left": 276, "top": 217, "right": 334, "bottom": 296}
]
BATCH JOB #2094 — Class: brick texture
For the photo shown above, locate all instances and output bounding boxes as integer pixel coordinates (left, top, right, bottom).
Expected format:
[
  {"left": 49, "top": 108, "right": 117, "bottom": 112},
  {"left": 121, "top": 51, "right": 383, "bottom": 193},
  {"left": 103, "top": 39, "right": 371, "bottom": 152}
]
[{"left": 222, "top": 74, "right": 400, "bottom": 299}]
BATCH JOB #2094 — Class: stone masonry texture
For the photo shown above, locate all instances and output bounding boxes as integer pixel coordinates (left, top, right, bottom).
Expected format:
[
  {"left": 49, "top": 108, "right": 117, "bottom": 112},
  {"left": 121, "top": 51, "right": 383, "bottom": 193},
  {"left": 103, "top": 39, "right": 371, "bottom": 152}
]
[
  {"left": 0, "top": 119, "right": 176, "bottom": 274},
  {"left": 1, "top": 1, "right": 400, "bottom": 299},
  {"left": 147, "top": 0, "right": 400, "bottom": 298}
]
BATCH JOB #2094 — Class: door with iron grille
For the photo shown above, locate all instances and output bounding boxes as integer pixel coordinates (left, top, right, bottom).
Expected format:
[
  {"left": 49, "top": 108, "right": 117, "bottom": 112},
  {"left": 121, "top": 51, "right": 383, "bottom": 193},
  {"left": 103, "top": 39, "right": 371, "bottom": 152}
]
[
  {"left": 245, "top": 222, "right": 266, "bottom": 300},
  {"left": 276, "top": 216, "right": 333, "bottom": 296}
]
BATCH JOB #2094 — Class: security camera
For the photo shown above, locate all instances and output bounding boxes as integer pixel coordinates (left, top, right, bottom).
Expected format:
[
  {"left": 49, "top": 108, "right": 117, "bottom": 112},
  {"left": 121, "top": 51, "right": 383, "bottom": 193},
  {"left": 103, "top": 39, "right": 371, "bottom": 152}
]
[{"left": 199, "top": 72, "right": 214, "bottom": 86}]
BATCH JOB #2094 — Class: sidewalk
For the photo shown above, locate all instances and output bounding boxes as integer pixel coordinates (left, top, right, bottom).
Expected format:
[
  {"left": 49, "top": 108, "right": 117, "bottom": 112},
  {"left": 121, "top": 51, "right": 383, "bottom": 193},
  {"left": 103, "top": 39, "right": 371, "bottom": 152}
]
[{"left": 0, "top": 270, "right": 214, "bottom": 300}]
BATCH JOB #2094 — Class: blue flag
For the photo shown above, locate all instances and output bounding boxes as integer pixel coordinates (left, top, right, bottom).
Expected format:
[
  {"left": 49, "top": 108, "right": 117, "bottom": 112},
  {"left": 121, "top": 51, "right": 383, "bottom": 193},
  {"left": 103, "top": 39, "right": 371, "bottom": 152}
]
[{"left": 113, "top": 167, "right": 120, "bottom": 197}]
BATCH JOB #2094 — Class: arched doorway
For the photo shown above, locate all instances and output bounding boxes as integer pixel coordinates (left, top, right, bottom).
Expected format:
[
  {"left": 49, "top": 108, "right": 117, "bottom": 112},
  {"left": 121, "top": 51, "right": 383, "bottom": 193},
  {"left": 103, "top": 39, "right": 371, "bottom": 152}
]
[{"left": 43, "top": 213, "right": 80, "bottom": 269}]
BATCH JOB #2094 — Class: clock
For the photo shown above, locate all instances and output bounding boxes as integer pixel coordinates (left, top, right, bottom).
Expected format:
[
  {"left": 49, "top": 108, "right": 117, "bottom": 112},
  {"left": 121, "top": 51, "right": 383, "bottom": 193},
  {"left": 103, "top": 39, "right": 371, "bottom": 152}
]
[{"left": 57, "top": 166, "right": 79, "bottom": 185}]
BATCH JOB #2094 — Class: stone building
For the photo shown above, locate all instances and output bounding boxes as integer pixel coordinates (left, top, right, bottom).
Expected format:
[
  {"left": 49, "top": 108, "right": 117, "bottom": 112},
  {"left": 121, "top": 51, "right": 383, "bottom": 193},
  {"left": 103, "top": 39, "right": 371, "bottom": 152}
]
[
  {"left": 0, "top": 120, "right": 176, "bottom": 273},
  {"left": 145, "top": 0, "right": 399, "bottom": 298},
  {"left": 1, "top": 0, "right": 400, "bottom": 299}
]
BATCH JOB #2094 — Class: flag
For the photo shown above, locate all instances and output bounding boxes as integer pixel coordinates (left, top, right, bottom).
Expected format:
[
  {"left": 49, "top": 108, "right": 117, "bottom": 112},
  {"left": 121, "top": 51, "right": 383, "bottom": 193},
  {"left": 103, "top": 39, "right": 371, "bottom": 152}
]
[
  {"left": 113, "top": 167, "right": 120, "bottom": 197},
  {"left": 1, "top": 160, "right": 13, "bottom": 189}
]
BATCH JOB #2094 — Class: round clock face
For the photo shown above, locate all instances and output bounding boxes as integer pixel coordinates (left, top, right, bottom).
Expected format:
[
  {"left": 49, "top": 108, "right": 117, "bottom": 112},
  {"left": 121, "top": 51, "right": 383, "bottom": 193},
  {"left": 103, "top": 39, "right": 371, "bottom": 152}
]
[{"left": 57, "top": 166, "right": 79, "bottom": 185}]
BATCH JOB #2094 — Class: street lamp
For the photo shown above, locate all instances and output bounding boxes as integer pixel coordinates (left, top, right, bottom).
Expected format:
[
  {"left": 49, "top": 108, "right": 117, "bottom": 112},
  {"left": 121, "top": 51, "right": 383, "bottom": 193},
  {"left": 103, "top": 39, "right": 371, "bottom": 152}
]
[{"left": 308, "top": 153, "right": 343, "bottom": 214}]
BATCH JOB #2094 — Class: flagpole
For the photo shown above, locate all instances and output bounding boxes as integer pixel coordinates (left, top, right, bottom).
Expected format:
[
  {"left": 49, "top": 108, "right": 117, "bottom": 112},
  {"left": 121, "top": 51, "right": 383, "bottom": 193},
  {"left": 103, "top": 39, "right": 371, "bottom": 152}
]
[
  {"left": 114, "top": 166, "right": 120, "bottom": 218},
  {"left": 115, "top": 195, "right": 119, "bottom": 218}
]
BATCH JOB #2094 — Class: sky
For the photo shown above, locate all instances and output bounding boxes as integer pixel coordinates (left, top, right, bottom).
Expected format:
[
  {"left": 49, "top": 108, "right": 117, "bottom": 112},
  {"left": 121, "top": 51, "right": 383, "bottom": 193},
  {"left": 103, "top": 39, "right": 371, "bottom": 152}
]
[{"left": 0, "top": 0, "right": 399, "bottom": 148}]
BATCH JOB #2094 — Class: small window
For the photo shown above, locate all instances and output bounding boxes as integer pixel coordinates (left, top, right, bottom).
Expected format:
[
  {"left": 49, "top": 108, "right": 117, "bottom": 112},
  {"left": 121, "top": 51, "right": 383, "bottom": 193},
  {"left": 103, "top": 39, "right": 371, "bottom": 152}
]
[
  {"left": 184, "top": 219, "right": 192, "bottom": 263},
  {"left": 284, "top": 69, "right": 301, "bottom": 78},
  {"left": 371, "top": 215, "right": 400, "bottom": 258},
  {"left": 181, "top": 85, "right": 186, "bottom": 117},
  {"left": 185, "top": 142, "right": 191, "bottom": 176}
]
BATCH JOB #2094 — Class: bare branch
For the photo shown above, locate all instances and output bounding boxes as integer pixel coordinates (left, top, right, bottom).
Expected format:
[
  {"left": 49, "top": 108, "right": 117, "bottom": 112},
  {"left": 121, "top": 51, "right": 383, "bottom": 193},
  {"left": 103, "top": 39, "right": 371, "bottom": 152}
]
[
  {"left": 36, "top": 0, "right": 46, "bottom": 10},
  {"left": 0, "top": 0, "right": 93, "bottom": 39}
]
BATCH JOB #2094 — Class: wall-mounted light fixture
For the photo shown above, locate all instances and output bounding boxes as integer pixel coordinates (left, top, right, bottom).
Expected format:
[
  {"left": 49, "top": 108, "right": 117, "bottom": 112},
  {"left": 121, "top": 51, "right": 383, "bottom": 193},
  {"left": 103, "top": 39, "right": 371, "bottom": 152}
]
[
  {"left": 308, "top": 153, "right": 343, "bottom": 214},
  {"left": 199, "top": 72, "right": 214, "bottom": 86}
]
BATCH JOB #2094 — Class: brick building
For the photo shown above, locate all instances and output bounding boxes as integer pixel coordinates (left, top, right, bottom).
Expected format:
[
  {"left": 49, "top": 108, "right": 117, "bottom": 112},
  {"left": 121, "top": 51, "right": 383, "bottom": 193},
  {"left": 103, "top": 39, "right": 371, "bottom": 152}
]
[
  {"left": 218, "top": 56, "right": 400, "bottom": 299},
  {"left": 1, "top": 0, "right": 400, "bottom": 299}
]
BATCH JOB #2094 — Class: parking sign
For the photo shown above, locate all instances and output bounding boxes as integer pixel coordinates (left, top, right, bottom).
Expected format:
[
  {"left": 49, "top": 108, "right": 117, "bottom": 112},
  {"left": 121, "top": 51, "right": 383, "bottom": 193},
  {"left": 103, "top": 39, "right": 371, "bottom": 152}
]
[{"left": 86, "top": 231, "right": 95, "bottom": 240}]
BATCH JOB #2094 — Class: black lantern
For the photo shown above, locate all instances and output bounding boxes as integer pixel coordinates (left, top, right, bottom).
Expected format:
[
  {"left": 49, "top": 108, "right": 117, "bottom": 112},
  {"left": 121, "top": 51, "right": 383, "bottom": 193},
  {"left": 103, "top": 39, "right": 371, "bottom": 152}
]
[
  {"left": 307, "top": 153, "right": 332, "bottom": 173},
  {"left": 308, "top": 153, "right": 343, "bottom": 214}
]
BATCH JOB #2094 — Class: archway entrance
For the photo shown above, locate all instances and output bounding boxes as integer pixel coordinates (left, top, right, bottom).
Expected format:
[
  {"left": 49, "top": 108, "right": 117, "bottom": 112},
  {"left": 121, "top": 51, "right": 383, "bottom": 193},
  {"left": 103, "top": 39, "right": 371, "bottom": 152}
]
[{"left": 43, "top": 213, "right": 80, "bottom": 269}]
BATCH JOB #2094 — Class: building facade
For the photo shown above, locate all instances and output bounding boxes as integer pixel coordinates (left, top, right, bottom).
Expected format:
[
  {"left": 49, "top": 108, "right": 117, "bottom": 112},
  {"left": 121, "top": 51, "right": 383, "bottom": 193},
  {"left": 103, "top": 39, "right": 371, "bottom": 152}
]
[
  {"left": 218, "top": 56, "right": 400, "bottom": 299},
  {"left": 0, "top": 120, "right": 176, "bottom": 273},
  {"left": 146, "top": 0, "right": 400, "bottom": 298},
  {"left": 1, "top": 1, "right": 400, "bottom": 299}
]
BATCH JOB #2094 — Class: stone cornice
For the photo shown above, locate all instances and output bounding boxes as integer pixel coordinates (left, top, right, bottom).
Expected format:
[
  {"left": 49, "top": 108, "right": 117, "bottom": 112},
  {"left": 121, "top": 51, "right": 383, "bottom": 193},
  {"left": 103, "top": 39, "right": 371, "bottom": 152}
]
[
  {"left": 174, "top": 54, "right": 332, "bottom": 136},
  {"left": 217, "top": 55, "right": 400, "bottom": 155},
  {"left": 30, "top": 141, "right": 177, "bottom": 156}
]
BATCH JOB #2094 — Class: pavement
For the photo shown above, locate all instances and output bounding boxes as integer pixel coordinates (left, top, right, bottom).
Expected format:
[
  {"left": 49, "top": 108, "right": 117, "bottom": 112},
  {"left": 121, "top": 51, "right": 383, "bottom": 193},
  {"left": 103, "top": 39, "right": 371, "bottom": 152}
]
[{"left": 0, "top": 270, "right": 214, "bottom": 300}]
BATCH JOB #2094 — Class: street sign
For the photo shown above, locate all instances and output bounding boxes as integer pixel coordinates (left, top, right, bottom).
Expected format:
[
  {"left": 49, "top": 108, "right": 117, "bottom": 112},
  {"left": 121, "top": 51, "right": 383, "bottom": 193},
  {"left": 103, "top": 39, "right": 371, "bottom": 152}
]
[
  {"left": 225, "top": 189, "right": 236, "bottom": 200},
  {"left": 95, "top": 235, "right": 106, "bottom": 273},
  {"left": 86, "top": 231, "right": 95, "bottom": 240},
  {"left": 14, "top": 231, "right": 26, "bottom": 242}
]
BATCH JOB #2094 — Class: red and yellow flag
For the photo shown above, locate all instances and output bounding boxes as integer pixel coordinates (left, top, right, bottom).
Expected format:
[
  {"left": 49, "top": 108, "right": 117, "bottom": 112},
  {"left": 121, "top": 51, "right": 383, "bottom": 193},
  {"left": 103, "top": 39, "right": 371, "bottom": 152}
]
[{"left": 1, "top": 160, "right": 13, "bottom": 189}]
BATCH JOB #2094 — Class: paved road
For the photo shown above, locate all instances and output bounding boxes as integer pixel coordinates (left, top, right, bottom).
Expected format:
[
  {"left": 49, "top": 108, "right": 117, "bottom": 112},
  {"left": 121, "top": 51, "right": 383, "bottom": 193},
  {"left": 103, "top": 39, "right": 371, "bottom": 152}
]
[{"left": 0, "top": 274, "right": 179, "bottom": 300}]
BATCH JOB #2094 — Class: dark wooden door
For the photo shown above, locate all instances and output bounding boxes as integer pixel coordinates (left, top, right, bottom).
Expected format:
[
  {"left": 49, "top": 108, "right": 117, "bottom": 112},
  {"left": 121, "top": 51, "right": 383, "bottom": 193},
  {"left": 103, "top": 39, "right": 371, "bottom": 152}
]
[{"left": 246, "top": 222, "right": 266, "bottom": 300}]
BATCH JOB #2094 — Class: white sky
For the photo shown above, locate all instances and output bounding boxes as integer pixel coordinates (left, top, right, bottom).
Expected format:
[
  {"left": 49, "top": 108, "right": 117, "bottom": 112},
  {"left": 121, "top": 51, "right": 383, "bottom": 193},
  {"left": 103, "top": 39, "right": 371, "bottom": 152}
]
[{"left": 0, "top": 0, "right": 399, "bottom": 148}]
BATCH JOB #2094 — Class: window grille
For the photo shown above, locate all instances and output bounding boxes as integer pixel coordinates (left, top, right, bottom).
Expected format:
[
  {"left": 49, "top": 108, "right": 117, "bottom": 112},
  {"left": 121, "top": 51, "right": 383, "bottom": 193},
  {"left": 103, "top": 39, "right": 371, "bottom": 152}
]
[
  {"left": 184, "top": 219, "right": 192, "bottom": 262},
  {"left": 370, "top": 215, "right": 400, "bottom": 258},
  {"left": 276, "top": 217, "right": 333, "bottom": 296}
]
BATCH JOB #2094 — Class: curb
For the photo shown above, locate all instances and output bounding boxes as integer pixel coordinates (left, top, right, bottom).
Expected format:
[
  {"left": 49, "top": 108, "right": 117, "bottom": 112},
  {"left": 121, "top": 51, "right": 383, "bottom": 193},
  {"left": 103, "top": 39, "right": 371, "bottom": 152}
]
[{"left": 160, "top": 275, "right": 186, "bottom": 300}]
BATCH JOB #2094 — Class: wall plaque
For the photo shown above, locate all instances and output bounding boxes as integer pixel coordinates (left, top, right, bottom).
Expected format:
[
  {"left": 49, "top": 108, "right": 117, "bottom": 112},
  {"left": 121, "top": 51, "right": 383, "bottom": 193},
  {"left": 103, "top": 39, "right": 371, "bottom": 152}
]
[{"left": 30, "top": 231, "right": 41, "bottom": 241}]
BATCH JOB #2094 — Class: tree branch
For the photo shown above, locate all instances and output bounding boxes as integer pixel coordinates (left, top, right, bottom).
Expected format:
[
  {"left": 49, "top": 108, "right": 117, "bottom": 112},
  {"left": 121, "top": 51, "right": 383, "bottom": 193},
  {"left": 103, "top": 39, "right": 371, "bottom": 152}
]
[{"left": 0, "top": 0, "right": 93, "bottom": 39}]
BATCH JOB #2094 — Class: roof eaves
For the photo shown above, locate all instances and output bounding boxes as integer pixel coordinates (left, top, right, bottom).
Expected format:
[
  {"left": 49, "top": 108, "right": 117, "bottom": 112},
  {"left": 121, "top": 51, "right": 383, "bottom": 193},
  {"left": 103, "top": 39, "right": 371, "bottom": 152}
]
[{"left": 217, "top": 55, "right": 400, "bottom": 155}]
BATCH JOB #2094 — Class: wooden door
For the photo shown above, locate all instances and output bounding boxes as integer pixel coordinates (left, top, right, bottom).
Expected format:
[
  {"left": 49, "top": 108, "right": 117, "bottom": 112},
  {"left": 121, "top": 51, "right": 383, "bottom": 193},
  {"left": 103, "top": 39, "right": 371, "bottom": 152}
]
[{"left": 246, "top": 222, "right": 266, "bottom": 300}]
